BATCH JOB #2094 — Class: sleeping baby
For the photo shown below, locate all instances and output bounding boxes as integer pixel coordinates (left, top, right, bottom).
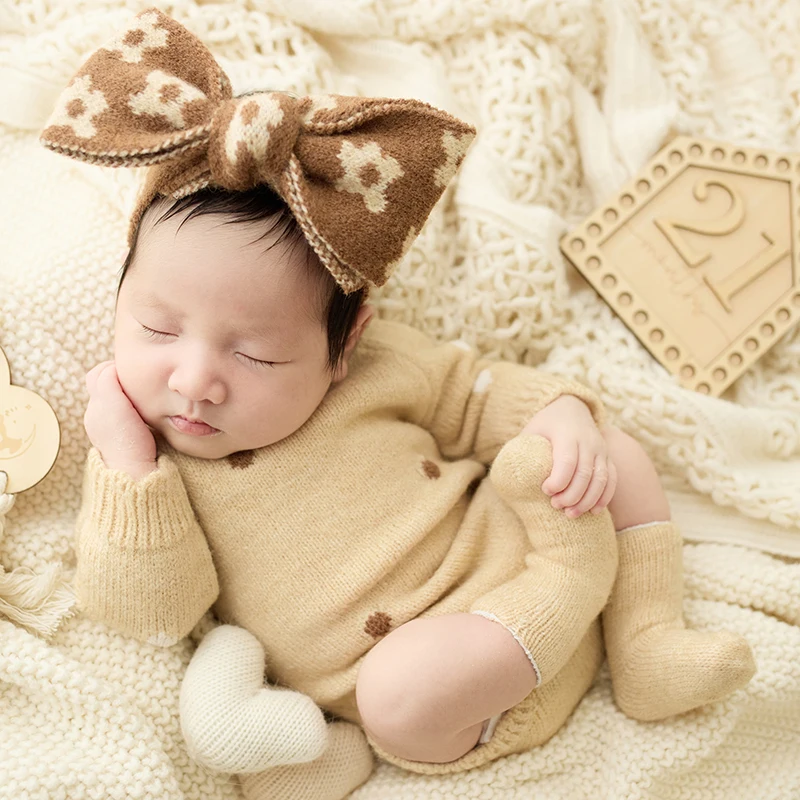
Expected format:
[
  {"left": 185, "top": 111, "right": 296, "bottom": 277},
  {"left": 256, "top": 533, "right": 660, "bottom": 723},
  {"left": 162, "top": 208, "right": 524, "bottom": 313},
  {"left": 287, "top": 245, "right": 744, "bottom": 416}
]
[{"left": 42, "top": 9, "right": 755, "bottom": 800}]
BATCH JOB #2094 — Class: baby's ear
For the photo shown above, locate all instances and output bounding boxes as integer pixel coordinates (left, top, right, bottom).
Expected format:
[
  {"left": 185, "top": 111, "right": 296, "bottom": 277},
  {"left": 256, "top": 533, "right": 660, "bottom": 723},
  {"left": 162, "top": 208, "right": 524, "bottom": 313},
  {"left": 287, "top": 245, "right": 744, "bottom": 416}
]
[
  {"left": 349, "top": 304, "right": 375, "bottom": 345},
  {"left": 331, "top": 304, "right": 375, "bottom": 383}
]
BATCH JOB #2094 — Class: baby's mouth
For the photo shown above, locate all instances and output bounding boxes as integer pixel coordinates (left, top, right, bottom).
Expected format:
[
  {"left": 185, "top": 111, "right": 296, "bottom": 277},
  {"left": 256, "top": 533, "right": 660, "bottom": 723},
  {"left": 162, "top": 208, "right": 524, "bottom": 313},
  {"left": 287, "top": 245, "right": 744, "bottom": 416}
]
[{"left": 168, "top": 415, "right": 221, "bottom": 436}]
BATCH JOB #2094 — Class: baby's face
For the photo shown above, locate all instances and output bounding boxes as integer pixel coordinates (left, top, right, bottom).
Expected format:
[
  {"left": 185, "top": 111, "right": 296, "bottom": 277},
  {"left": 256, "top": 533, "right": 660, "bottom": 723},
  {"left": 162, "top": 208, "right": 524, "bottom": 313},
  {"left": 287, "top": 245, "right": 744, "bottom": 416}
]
[{"left": 114, "top": 206, "right": 338, "bottom": 459}]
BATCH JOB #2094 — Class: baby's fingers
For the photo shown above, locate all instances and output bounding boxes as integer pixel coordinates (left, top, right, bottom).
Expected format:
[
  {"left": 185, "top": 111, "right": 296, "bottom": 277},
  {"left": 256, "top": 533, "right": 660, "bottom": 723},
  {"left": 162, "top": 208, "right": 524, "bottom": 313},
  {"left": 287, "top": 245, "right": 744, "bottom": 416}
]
[
  {"left": 541, "top": 442, "right": 578, "bottom": 496},
  {"left": 591, "top": 459, "right": 618, "bottom": 514},
  {"left": 85, "top": 361, "right": 115, "bottom": 395},
  {"left": 549, "top": 449, "right": 596, "bottom": 510},
  {"left": 564, "top": 456, "right": 609, "bottom": 517}
]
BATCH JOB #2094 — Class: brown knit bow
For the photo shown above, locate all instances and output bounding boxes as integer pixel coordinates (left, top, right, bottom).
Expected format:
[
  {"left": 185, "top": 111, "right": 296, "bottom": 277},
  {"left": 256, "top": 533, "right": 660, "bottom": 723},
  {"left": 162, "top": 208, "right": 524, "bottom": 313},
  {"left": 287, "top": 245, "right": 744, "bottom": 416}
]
[{"left": 40, "top": 8, "right": 476, "bottom": 292}]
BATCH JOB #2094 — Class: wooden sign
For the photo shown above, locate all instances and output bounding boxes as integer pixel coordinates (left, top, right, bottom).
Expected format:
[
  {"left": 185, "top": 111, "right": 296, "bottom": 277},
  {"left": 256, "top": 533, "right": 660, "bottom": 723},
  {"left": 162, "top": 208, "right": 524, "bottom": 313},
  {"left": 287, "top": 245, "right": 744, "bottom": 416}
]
[
  {"left": 560, "top": 136, "right": 799, "bottom": 396},
  {"left": 0, "top": 345, "right": 60, "bottom": 494}
]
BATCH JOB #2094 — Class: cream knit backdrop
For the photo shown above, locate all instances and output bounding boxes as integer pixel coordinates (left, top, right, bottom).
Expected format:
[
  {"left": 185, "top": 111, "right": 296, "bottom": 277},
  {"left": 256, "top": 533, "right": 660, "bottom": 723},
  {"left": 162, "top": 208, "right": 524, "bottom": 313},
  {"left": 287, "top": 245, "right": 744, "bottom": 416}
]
[{"left": 1, "top": 1, "right": 799, "bottom": 798}]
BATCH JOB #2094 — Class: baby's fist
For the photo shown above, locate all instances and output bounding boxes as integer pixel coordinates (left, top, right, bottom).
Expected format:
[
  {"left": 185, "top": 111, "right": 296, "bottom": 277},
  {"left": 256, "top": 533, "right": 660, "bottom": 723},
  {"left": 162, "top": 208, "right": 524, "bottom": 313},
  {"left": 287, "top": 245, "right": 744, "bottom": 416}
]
[{"left": 84, "top": 361, "right": 156, "bottom": 479}]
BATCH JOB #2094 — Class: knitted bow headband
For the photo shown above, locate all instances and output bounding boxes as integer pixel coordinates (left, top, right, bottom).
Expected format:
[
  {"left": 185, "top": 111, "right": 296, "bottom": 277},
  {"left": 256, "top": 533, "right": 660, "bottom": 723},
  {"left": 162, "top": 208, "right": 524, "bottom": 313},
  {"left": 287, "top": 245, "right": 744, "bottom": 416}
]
[{"left": 40, "top": 8, "right": 476, "bottom": 293}]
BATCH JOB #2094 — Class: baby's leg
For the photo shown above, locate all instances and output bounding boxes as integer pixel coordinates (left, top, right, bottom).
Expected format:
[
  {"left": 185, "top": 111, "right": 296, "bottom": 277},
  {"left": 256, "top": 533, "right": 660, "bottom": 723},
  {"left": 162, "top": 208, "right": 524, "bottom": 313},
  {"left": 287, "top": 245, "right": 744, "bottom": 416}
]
[
  {"left": 356, "top": 612, "right": 539, "bottom": 763},
  {"left": 600, "top": 427, "right": 756, "bottom": 720},
  {"left": 357, "top": 434, "right": 618, "bottom": 764}
]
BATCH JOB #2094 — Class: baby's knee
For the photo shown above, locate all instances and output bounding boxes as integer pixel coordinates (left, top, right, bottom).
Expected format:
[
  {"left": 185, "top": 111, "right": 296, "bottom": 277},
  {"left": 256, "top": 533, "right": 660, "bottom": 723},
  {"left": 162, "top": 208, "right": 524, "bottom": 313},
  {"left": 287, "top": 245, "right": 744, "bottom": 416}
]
[
  {"left": 355, "top": 617, "right": 490, "bottom": 764},
  {"left": 356, "top": 621, "right": 441, "bottom": 749}
]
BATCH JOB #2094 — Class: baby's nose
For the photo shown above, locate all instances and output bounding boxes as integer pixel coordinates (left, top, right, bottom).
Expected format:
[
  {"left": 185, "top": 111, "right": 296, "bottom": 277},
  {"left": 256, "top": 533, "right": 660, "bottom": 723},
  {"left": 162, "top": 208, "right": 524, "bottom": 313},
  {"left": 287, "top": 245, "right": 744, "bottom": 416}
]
[{"left": 168, "top": 362, "right": 225, "bottom": 405}]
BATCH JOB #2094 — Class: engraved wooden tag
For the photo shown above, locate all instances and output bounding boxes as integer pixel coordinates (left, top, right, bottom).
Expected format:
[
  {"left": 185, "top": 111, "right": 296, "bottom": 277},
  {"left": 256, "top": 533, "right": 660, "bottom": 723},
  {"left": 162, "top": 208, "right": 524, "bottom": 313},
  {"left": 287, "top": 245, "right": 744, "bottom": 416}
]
[
  {"left": 560, "top": 136, "right": 799, "bottom": 396},
  {"left": 0, "top": 345, "right": 60, "bottom": 494}
]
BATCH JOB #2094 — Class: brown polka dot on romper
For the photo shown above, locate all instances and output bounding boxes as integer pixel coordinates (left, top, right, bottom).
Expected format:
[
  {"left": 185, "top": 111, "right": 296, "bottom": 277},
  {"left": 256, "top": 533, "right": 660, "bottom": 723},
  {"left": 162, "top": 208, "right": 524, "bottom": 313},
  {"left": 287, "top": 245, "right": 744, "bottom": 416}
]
[
  {"left": 364, "top": 612, "right": 393, "bottom": 639},
  {"left": 421, "top": 459, "right": 441, "bottom": 479},
  {"left": 227, "top": 451, "right": 255, "bottom": 469}
]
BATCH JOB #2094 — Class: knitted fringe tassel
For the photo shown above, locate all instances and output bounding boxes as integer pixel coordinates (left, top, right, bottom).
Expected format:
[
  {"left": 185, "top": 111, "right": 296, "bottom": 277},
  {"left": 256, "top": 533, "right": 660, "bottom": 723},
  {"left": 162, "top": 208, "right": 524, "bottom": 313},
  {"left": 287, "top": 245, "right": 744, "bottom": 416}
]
[
  {"left": 0, "top": 563, "right": 76, "bottom": 638},
  {"left": 0, "top": 476, "right": 76, "bottom": 638}
]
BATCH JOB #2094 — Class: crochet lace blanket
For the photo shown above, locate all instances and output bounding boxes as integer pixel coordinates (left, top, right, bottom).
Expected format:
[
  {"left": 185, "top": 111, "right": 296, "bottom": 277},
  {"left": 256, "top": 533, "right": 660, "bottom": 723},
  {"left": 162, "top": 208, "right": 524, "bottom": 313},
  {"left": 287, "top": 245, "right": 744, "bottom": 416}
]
[{"left": 1, "top": 1, "right": 798, "bottom": 798}]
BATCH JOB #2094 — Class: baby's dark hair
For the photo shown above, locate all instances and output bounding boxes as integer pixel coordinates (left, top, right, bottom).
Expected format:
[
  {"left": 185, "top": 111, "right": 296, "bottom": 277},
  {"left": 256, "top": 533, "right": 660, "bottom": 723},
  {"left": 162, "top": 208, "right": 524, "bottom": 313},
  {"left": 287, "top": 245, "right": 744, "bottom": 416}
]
[{"left": 119, "top": 185, "right": 367, "bottom": 372}]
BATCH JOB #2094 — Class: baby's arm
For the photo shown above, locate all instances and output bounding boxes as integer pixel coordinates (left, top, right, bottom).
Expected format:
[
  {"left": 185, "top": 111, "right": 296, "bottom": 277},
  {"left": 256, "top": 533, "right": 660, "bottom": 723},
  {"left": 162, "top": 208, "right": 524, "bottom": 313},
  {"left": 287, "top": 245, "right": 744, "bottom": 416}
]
[
  {"left": 75, "top": 361, "right": 218, "bottom": 643},
  {"left": 369, "top": 321, "right": 614, "bottom": 516},
  {"left": 374, "top": 322, "right": 606, "bottom": 462},
  {"left": 74, "top": 449, "right": 218, "bottom": 644}
]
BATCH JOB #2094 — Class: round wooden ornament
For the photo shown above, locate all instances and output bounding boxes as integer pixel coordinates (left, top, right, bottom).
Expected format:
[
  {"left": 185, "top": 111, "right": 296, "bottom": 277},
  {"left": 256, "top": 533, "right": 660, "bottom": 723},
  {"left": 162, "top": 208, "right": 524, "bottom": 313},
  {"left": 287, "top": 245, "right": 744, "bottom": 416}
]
[{"left": 0, "top": 345, "right": 60, "bottom": 494}]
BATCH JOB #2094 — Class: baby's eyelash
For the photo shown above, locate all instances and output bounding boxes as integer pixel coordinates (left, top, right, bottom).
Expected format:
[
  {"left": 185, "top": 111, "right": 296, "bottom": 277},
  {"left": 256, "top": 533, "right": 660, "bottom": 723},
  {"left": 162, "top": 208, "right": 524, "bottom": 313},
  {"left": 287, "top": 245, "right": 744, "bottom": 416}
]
[
  {"left": 140, "top": 324, "right": 276, "bottom": 368},
  {"left": 141, "top": 324, "right": 174, "bottom": 340},
  {"left": 239, "top": 353, "right": 277, "bottom": 368}
]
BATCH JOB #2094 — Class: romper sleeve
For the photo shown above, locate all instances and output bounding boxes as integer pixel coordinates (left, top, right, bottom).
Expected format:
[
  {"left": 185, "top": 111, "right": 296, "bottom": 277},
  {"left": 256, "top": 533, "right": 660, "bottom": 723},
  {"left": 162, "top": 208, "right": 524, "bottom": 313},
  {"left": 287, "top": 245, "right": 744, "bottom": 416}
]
[
  {"left": 366, "top": 320, "right": 606, "bottom": 464},
  {"left": 74, "top": 448, "right": 219, "bottom": 645}
]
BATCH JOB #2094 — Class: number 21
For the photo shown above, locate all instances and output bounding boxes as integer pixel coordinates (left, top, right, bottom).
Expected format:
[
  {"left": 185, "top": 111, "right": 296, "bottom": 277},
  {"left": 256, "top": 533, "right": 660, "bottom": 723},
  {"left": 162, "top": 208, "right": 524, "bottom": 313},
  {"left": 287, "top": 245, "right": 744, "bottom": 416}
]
[{"left": 654, "top": 178, "right": 789, "bottom": 312}]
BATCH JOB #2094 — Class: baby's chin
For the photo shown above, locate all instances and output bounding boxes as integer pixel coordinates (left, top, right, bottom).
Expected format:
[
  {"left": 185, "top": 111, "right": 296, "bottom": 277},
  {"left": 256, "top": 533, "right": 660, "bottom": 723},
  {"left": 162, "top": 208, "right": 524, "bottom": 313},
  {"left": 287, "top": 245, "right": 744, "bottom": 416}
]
[
  {"left": 153, "top": 420, "right": 299, "bottom": 458},
  {"left": 155, "top": 427, "right": 238, "bottom": 460}
]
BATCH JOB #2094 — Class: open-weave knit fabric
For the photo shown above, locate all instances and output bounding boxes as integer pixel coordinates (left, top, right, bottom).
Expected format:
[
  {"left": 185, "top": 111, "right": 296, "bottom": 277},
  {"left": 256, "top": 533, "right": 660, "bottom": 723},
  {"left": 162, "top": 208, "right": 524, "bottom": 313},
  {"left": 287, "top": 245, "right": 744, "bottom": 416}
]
[{"left": 0, "top": 1, "right": 799, "bottom": 798}]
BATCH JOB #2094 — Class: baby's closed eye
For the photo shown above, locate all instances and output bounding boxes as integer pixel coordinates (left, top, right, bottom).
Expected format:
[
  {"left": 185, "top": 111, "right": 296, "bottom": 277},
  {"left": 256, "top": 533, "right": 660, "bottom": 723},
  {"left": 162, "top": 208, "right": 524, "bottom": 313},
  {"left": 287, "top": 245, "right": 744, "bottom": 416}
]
[
  {"left": 236, "top": 353, "right": 279, "bottom": 369},
  {"left": 141, "top": 324, "right": 176, "bottom": 340}
]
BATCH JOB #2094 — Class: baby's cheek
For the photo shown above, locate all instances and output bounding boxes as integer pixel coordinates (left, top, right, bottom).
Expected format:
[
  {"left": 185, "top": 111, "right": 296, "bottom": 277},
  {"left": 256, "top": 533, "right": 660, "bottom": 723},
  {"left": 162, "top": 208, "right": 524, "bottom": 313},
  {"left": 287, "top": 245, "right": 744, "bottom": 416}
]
[
  {"left": 266, "top": 376, "right": 324, "bottom": 436},
  {"left": 292, "top": 370, "right": 330, "bottom": 412},
  {"left": 115, "top": 347, "right": 163, "bottom": 415}
]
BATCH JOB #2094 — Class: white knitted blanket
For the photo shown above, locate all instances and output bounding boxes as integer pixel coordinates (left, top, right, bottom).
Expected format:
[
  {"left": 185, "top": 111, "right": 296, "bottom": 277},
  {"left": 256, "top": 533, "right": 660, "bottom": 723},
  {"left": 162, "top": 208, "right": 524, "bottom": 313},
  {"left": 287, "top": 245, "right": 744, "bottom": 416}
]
[{"left": 1, "top": 1, "right": 799, "bottom": 798}]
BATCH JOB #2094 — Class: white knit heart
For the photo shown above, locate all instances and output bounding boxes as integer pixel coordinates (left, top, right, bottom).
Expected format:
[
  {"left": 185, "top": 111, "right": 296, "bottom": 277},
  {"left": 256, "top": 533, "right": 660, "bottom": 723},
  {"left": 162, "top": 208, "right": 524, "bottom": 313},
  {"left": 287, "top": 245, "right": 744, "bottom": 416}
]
[{"left": 180, "top": 624, "right": 329, "bottom": 773}]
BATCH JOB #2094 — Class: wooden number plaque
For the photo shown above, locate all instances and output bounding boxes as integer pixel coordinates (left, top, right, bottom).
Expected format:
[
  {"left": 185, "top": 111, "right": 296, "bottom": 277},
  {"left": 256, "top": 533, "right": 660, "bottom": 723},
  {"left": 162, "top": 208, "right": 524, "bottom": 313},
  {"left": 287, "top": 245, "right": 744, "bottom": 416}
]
[{"left": 560, "top": 136, "right": 800, "bottom": 396}]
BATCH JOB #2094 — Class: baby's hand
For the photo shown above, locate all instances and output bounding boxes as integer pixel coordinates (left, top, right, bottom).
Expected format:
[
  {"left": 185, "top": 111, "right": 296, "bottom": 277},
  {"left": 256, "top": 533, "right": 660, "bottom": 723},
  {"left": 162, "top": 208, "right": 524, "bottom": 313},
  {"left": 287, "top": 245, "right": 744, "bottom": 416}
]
[
  {"left": 522, "top": 395, "right": 616, "bottom": 518},
  {"left": 84, "top": 361, "right": 157, "bottom": 479}
]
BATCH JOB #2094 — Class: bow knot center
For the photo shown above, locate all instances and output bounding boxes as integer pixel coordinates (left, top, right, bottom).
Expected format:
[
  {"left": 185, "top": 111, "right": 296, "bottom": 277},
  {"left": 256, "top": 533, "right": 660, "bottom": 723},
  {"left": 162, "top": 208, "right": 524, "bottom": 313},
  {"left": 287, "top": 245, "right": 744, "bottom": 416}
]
[{"left": 208, "top": 92, "right": 301, "bottom": 191}]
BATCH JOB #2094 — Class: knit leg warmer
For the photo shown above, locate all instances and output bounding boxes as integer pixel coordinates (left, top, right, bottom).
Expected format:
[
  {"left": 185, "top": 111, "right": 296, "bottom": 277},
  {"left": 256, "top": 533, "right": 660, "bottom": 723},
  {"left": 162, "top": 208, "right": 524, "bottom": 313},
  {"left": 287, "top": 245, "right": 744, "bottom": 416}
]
[
  {"left": 602, "top": 521, "right": 756, "bottom": 721},
  {"left": 470, "top": 433, "right": 618, "bottom": 686}
]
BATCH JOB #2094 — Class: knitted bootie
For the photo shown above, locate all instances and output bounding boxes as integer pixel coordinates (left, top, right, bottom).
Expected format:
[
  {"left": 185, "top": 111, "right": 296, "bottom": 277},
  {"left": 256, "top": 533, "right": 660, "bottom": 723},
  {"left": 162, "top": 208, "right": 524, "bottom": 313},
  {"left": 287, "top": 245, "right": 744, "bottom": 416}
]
[
  {"left": 180, "top": 624, "right": 328, "bottom": 773},
  {"left": 602, "top": 521, "right": 756, "bottom": 721},
  {"left": 239, "top": 721, "right": 374, "bottom": 800},
  {"left": 471, "top": 433, "right": 618, "bottom": 686}
]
